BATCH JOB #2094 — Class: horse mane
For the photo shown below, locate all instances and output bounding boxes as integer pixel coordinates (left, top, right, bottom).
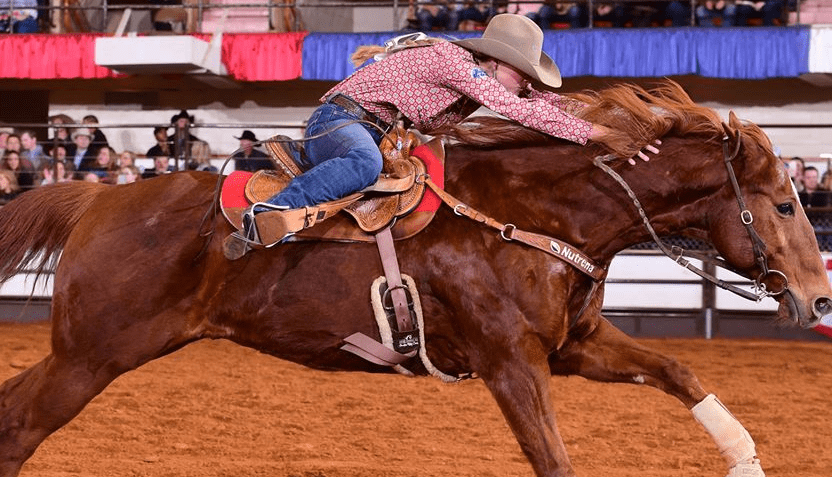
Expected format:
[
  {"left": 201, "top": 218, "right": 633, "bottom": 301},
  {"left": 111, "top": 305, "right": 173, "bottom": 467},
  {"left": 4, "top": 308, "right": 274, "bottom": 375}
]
[{"left": 433, "top": 80, "right": 727, "bottom": 159}]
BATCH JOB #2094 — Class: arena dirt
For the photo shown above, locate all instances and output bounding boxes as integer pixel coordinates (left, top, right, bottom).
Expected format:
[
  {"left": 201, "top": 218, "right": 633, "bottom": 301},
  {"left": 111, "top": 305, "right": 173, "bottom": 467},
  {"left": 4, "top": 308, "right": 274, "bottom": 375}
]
[{"left": 2, "top": 321, "right": 831, "bottom": 477}]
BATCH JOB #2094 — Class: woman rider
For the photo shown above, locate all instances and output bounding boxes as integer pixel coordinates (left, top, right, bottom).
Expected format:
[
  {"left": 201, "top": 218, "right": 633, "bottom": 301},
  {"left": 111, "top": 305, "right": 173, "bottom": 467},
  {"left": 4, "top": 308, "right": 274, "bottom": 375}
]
[{"left": 246, "top": 13, "right": 657, "bottom": 242}]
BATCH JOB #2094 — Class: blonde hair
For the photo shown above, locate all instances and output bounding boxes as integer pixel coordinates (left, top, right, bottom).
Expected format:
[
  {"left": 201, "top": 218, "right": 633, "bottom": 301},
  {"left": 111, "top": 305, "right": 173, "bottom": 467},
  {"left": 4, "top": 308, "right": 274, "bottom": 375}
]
[
  {"left": 190, "top": 140, "right": 212, "bottom": 165},
  {"left": 119, "top": 150, "right": 137, "bottom": 167},
  {"left": 0, "top": 169, "right": 20, "bottom": 193},
  {"left": 351, "top": 37, "right": 443, "bottom": 68}
]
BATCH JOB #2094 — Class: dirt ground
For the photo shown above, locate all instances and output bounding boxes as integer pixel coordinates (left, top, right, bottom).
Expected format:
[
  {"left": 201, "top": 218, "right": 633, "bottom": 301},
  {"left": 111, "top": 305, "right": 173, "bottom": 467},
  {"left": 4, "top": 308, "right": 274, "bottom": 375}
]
[{"left": 2, "top": 321, "right": 831, "bottom": 477}]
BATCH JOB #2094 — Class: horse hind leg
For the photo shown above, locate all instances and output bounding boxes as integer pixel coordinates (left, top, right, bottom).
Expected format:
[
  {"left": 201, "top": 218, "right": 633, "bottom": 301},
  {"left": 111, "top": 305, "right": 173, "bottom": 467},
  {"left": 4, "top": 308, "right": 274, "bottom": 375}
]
[
  {"left": 550, "top": 317, "right": 764, "bottom": 477},
  {"left": 0, "top": 353, "right": 117, "bottom": 476},
  {"left": 0, "top": 313, "right": 196, "bottom": 476}
]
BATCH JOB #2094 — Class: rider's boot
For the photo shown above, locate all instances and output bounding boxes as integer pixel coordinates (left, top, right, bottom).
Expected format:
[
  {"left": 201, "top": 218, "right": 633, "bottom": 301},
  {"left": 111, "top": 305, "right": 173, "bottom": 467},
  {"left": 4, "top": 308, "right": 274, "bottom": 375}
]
[
  {"left": 244, "top": 202, "right": 293, "bottom": 246},
  {"left": 222, "top": 203, "right": 289, "bottom": 261}
]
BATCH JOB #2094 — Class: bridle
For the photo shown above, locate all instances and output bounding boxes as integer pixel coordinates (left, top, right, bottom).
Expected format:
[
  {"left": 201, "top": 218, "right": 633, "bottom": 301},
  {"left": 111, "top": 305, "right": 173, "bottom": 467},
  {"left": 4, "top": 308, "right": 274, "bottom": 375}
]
[{"left": 594, "top": 130, "right": 791, "bottom": 303}]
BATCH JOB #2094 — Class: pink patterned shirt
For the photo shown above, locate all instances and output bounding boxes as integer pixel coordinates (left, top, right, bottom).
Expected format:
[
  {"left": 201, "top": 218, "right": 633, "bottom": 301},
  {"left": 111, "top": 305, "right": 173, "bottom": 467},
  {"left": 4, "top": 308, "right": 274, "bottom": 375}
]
[{"left": 322, "top": 41, "right": 593, "bottom": 145}]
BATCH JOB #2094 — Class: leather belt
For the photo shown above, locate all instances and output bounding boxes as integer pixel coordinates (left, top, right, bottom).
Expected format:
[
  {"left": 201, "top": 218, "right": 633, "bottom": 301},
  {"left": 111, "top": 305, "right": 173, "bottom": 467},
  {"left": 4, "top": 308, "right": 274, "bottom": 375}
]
[{"left": 326, "top": 93, "right": 391, "bottom": 133}]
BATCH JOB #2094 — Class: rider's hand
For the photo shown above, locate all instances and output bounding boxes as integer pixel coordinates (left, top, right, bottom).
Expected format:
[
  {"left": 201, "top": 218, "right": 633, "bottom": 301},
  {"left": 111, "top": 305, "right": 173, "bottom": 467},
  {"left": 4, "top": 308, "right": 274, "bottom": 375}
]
[
  {"left": 590, "top": 124, "right": 661, "bottom": 165},
  {"left": 630, "top": 139, "right": 662, "bottom": 166}
]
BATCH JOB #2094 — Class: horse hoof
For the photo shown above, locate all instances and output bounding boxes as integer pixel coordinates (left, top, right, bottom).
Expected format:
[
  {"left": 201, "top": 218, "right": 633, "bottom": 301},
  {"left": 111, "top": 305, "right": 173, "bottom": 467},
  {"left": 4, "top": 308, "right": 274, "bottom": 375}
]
[{"left": 222, "top": 234, "right": 250, "bottom": 260}]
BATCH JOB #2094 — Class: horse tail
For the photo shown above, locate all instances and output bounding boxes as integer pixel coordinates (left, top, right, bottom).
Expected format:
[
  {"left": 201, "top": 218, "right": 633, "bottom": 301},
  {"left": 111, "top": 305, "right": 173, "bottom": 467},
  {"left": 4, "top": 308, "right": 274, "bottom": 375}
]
[{"left": 0, "top": 182, "right": 106, "bottom": 284}]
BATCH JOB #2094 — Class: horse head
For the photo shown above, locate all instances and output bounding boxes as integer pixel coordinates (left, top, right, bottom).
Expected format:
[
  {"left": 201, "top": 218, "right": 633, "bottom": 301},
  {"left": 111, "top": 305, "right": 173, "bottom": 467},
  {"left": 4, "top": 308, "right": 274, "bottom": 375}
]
[{"left": 703, "top": 111, "right": 832, "bottom": 328}]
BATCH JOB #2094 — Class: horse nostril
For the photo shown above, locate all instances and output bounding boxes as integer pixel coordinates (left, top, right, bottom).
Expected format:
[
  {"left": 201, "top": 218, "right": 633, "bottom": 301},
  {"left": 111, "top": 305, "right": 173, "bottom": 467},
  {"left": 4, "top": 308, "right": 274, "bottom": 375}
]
[{"left": 812, "top": 297, "right": 832, "bottom": 322}]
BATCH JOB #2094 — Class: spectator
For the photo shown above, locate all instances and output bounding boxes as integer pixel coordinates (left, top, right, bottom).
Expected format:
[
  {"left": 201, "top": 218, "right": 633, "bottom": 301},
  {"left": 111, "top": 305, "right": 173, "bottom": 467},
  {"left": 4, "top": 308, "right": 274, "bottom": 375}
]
[
  {"left": 529, "top": 2, "right": 586, "bottom": 29},
  {"left": 0, "top": 126, "right": 13, "bottom": 158},
  {"left": 822, "top": 169, "right": 832, "bottom": 193},
  {"left": 1, "top": 150, "right": 36, "bottom": 190},
  {"left": 593, "top": 2, "right": 626, "bottom": 27},
  {"left": 82, "top": 115, "right": 109, "bottom": 154},
  {"left": 19, "top": 129, "right": 48, "bottom": 170},
  {"left": 510, "top": 0, "right": 541, "bottom": 20},
  {"left": 0, "top": 0, "right": 39, "bottom": 33},
  {"left": 4, "top": 133, "right": 22, "bottom": 155},
  {"left": 118, "top": 150, "right": 137, "bottom": 169},
  {"left": 0, "top": 169, "right": 20, "bottom": 204},
  {"left": 116, "top": 165, "right": 141, "bottom": 184},
  {"left": 697, "top": 0, "right": 738, "bottom": 25},
  {"left": 232, "top": 130, "right": 272, "bottom": 172},
  {"left": 735, "top": 0, "right": 784, "bottom": 26},
  {"left": 787, "top": 156, "right": 805, "bottom": 193},
  {"left": 49, "top": 143, "right": 68, "bottom": 164},
  {"left": 142, "top": 156, "right": 174, "bottom": 179},
  {"left": 457, "top": 0, "right": 494, "bottom": 30},
  {"left": 70, "top": 128, "right": 97, "bottom": 173},
  {"left": 187, "top": 140, "right": 218, "bottom": 172},
  {"left": 146, "top": 126, "right": 172, "bottom": 159},
  {"left": 666, "top": 1, "right": 693, "bottom": 26},
  {"left": 799, "top": 166, "right": 827, "bottom": 207},
  {"left": 412, "top": 0, "right": 459, "bottom": 31},
  {"left": 38, "top": 160, "right": 70, "bottom": 186},
  {"left": 88, "top": 146, "right": 117, "bottom": 183},
  {"left": 45, "top": 114, "right": 76, "bottom": 158},
  {"left": 168, "top": 110, "right": 202, "bottom": 168},
  {"left": 626, "top": 2, "right": 666, "bottom": 27}
]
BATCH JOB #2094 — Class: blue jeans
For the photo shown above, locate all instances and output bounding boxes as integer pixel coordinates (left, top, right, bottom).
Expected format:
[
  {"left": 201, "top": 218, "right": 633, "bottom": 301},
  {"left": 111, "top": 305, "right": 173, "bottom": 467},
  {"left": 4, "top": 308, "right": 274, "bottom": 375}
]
[
  {"left": 666, "top": 1, "right": 692, "bottom": 26},
  {"left": 7, "top": 17, "right": 39, "bottom": 33},
  {"left": 696, "top": 4, "right": 737, "bottom": 26},
  {"left": 266, "top": 102, "right": 384, "bottom": 209},
  {"left": 735, "top": 1, "right": 784, "bottom": 26}
]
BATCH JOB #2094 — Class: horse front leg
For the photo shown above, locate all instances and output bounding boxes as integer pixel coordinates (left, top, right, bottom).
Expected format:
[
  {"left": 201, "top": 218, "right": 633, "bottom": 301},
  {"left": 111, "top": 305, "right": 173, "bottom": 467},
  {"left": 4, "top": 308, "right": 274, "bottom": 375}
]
[
  {"left": 476, "top": 335, "right": 577, "bottom": 477},
  {"left": 550, "top": 317, "right": 764, "bottom": 477},
  {"left": 452, "top": 286, "right": 578, "bottom": 477}
]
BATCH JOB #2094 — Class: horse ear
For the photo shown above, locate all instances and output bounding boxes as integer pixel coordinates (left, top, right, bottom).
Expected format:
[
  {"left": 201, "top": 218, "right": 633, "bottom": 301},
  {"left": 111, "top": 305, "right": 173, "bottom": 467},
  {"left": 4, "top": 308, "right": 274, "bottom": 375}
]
[
  {"left": 728, "top": 111, "right": 742, "bottom": 130},
  {"left": 721, "top": 111, "right": 740, "bottom": 142}
]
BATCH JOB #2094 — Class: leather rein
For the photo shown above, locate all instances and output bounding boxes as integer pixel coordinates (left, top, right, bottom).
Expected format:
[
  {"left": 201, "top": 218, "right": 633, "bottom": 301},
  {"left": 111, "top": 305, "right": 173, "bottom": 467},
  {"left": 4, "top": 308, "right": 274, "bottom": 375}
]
[{"left": 593, "top": 131, "right": 790, "bottom": 303}]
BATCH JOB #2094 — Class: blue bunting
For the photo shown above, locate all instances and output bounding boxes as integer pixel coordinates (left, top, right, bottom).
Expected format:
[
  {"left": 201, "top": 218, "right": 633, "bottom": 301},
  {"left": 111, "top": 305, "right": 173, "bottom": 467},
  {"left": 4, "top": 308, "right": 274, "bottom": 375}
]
[{"left": 302, "top": 27, "right": 811, "bottom": 81}]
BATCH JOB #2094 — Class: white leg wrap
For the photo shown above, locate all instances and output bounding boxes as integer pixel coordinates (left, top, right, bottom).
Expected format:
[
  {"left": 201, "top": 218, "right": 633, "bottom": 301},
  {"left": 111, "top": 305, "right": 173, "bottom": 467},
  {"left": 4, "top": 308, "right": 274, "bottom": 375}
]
[{"left": 691, "top": 394, "right": 758, "bottom": 468}]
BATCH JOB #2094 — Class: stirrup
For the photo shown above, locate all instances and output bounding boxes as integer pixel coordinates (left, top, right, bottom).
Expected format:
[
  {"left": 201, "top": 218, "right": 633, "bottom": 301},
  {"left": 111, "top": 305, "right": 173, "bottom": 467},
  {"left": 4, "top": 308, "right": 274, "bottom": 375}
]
[
  {"left": 223, "top": 203, "right": 290, "bottom": 260},
  {"left": 244, "top": 202, "right": 289, "bottom": 245}
]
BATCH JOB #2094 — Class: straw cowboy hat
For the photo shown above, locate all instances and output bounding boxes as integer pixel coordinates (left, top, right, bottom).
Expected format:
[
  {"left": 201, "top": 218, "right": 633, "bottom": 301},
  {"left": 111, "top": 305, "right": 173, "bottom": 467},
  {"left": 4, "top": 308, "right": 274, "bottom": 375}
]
[{"left": 453, "top": 13, "right": 562, "bottom": 89}]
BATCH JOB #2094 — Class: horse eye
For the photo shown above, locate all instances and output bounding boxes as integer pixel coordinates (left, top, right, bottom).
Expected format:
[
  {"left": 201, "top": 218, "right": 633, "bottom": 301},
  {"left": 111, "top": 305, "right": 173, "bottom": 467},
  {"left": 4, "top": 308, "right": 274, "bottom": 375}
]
[{"left": 776, "top": 203, "right": 794, "bottom": 216}]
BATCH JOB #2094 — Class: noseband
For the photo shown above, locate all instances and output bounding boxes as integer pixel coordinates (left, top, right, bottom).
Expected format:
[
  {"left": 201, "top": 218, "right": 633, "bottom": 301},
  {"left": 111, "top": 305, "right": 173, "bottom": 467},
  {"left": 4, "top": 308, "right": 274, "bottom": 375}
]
[{"left": 594, "top": 131, "right": 790, "bottom": 303}]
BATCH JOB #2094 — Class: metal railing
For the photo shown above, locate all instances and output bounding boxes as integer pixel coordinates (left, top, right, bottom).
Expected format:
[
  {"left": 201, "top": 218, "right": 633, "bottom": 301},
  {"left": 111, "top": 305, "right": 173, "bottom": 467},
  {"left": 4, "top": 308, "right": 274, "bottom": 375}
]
[{"left": 2, "top": 0, "right": 806, "bottom": 34}]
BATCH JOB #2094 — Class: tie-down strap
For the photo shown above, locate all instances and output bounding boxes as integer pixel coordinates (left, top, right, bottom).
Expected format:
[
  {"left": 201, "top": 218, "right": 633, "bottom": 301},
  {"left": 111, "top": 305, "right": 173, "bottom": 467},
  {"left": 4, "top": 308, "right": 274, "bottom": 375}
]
[{"left": 423, "top": 178, "right": 607, "bottom": 282}]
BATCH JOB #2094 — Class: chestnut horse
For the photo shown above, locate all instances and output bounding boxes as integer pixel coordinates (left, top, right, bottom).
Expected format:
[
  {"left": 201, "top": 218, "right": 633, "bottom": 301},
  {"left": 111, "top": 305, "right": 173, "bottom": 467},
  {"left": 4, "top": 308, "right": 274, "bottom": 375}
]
[{"left": 1, "top": 82, "right": 830, "bottom": 477}]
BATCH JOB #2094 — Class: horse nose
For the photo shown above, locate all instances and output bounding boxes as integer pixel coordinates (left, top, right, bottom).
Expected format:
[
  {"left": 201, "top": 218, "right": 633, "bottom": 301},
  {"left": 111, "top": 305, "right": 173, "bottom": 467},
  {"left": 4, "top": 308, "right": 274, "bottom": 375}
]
[{"left": 811, "top": 296, "right": 832, "bottom": 327}]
